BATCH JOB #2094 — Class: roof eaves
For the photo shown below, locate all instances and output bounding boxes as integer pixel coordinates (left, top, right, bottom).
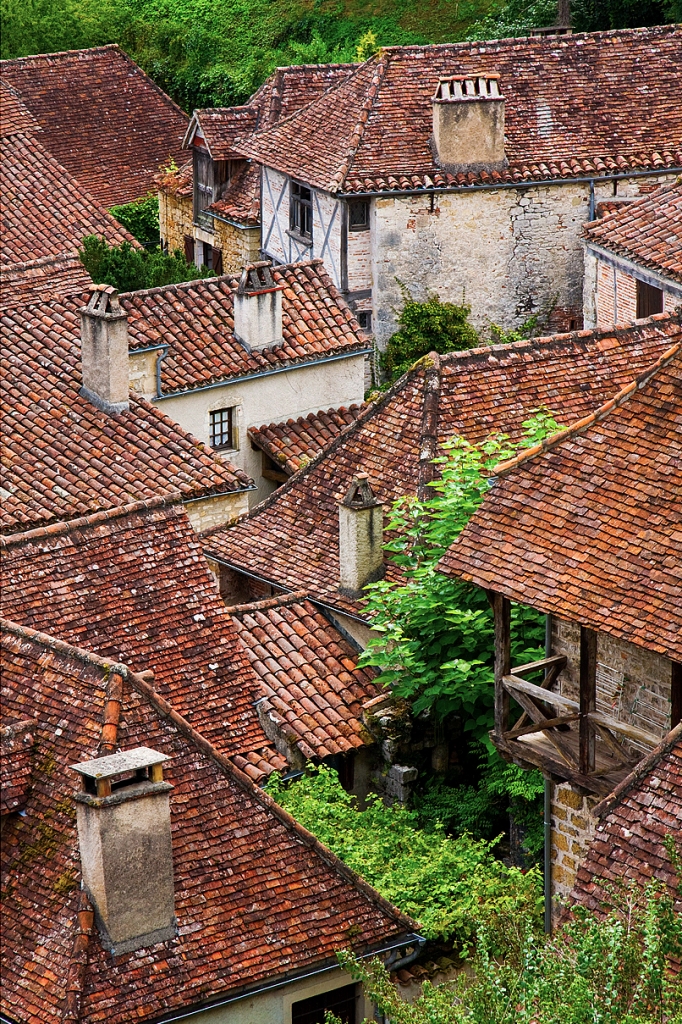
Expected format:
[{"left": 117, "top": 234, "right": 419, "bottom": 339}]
[
  {"left": 591, "top": 721, "right": 682, "bottom": 819},
  {"left": 0, "top": 494, "right": 183, "bottom": 546}
]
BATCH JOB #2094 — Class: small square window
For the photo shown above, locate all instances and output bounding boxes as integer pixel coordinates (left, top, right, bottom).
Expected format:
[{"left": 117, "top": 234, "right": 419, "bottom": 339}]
[
  {"left": 290, "top": 181, "right": 313, "bottom": 240},
  {"left": 636, "top": 280, "right": 663, "bottom": 319},
  {"left": 356, "top": 309, "right": 372, "bottom": 330},
  {"left": 210, "top": 407, "right": 235, "bottom": 450},
  {"left": 348, "top": 199, "right": 370, "bottom": 231}
]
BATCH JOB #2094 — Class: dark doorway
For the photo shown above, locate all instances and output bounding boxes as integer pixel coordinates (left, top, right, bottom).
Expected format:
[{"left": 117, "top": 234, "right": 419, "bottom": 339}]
[{"left": 291, "top": 983, "right": 357, "bottom": 1024}]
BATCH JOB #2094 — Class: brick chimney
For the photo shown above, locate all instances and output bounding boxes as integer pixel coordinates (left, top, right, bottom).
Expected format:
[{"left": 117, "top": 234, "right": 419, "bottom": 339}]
[
  {"left": 338, "top": 473, "right": 384, "bottom": 596},
  {"left": 71, "top": 747, "right": 176, "bottom": 955},
  {"left": 432, "top": 74, "right": 506, "bottom": 174},
  {"left": 233, "top": 262, "right": 285, "bottom": 351},
  {"left": 80, "top": 284, "right": 130, "bottom": 413}
]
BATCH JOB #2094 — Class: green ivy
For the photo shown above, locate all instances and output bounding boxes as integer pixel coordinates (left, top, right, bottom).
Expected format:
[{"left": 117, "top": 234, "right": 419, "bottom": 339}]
[
  {"left": 79, "top": 234, "right": 212, "bottom": 292},
  {"left": 109, "top": 194, "right": 160, "bottom": 247},
  {"left": 268, "top": 765, "right": 542, "bottom": 946}
]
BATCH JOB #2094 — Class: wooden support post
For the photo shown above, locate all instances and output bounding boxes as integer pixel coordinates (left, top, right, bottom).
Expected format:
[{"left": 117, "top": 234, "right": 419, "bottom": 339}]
[
  {"left": 672, "top": 662, "right": 682, "bottom": 727},
  {"left": 493, "top": 593, "right": 511, "bottom": 738},
  {"left": 579, "top": 626, "right": 597, "bottom": 774}
]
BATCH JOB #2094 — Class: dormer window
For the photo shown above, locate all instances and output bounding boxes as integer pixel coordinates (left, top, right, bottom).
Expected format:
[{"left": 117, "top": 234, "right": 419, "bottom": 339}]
[
  {"left": 290, "top": 181, "right": 313, "bottom": 241},
  {"left": 193, "top": 142, "right": 229, "bottom": 231}
]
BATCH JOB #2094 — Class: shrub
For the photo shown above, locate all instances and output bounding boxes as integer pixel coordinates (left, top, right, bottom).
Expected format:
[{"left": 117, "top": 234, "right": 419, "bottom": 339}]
[
  {"left": 79, "top": 235, "right": 211, "bottom": 292},
  {"left": 380, "top": 287, "right": 479, "bottom": 384},
  {"left": 109, "top": 194, "right": 160, "bottom": 247}
]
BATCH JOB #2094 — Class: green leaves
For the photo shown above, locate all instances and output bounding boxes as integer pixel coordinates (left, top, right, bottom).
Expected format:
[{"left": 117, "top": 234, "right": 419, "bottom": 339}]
[
  {"left": 109, "top": 194, "right": 160, "bottom": 247},
  {"left": 79, "top": 234, "right": 212, "bottom": 292},
  {"left": 268, "top": 766, "right": 542, "bottom": 946}
]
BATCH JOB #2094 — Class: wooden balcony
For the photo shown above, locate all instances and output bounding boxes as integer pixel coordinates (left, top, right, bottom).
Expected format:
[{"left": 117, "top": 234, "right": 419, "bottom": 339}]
[{"left": 489, "top": 594, "right": 661, "bottom": 796}]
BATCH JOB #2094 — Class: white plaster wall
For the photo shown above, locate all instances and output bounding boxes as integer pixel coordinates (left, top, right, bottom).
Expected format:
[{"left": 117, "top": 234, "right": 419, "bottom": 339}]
[
  {"left": 262, "top": 166, "right": 293, "bottom": 265},
  {"left": 370, "top": 174, "right": 673, "bottom": 347},
  {"left": 153, "top": 355, "right": 367, "bottom": 504},
  {"left": 313, "top": 190, "right": 343, "bottom": 288},
  {"left": 192, "top": 968, "right": 373, "bottom": 1023}
]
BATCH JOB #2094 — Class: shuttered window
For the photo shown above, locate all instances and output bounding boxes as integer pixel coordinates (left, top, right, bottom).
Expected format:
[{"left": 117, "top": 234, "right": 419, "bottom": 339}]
[{"left": 636, "top": 280, "right": 664, "bottom": 318}]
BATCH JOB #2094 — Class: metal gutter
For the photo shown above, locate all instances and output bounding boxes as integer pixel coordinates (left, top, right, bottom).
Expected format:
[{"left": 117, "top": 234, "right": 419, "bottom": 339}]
[
  {"left": 153, "top": 347, "right": 373, "bottom": 402},
  {"left": 211, "top": 211, "right": 259, "bottom": 230},
  {"left": 337, "top": 166, "right": 682, "bottom": 200},
  {"left": 584, "top": 242, "right": 682, "bottom": 299},
  {"left": 182, "top": 486, "right": 256, "bottom": 503},
  {"left": 152, "top": 933, "right": 425, "bottom": 1023}
]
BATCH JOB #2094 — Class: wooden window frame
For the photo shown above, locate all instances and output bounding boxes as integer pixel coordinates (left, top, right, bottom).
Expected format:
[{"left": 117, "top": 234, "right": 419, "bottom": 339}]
[
  {"left": 348, "top": 198, "right": 370, "bottom": 232},
  {"left": 636, "top": 279, "right": 664, "bottom": 319},
  {"left": 209, "top": 407, "right": 236, "bottom": 451},
  {"left": 290, "top": 181, "right": 313, "bottom": 241}
]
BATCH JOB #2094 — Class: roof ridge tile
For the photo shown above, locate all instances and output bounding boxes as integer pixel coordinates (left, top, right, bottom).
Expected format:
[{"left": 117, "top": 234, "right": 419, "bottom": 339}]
[{"left": 1, "top": 494, "right": 183, "bottom": 547}]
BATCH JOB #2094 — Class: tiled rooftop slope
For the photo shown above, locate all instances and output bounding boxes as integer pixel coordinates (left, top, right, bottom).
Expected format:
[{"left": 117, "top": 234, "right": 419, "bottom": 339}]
[
  {"left": 438, "top": 342, "right": 682, "bottom": 662},
  {"left": 249, "top": 404, "right": 365, "bottom": 476},
  {"left": 204, "top": 314, "right": 681, "bottom": 618},
  {"left": 230, "top": 592, "right": 377, "bottom": 760},
  {"left": 0, "top": 83, "right": 133, "bottom": 309},
  {"left": 238, "top": 27, "right": 682, "bottom": 193},
  {"left": 584, "top": 180, "right": 682, "bottom": 283},
  {"left": 122, "top": 260, "right": 369, "bottom": 394},
  {"left": 0, "top": 296, "right": 252, "bottom": 533},
  {"left": 1, "top": 45, "right": 188, "bottom": 207},
  {"left": 1, "top": 619, "right": 412, "bottom": 1024}
]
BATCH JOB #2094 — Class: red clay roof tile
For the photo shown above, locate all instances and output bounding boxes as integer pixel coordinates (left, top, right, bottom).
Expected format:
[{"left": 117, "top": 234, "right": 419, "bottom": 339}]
[{"left": 249, "top": 404, "right": 365, "bottom": 475}]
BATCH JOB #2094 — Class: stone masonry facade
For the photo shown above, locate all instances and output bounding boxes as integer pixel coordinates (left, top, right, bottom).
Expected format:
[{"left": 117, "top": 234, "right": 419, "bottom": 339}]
[
  {"left": 159, "top": 189, "right": 260, "bottom": 273},
  {"left": 551, "top": 782, "right": 600, "bottom": 906}
]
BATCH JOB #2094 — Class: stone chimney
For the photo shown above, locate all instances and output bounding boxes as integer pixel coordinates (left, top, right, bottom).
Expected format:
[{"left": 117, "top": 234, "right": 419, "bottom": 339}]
[
  {"left": 338, "top": 473, "right": 384, "bottom": 596},
  {"left": 432, "top": 74, "right": 506, "bottom": 174},
  {"left": 71, "top": 747, "right": 176, "bottom": 955},
  {"left": 233, "top": 262, "right": 285, "bottom": 351},
  {"left": 79, "top": 284, "right": 130, "bottom": 414}
]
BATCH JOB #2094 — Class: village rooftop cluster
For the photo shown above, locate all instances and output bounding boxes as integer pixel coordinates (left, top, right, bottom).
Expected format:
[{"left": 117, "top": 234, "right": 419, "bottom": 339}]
[{"left": 1, "top": 21, "right": 681, "bottom": 1024}]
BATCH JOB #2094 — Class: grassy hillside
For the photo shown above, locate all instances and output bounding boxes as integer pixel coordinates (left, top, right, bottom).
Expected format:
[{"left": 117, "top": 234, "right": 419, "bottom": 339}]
[{"left": 1, "top": 0, "right": 678, "bottom": 111}]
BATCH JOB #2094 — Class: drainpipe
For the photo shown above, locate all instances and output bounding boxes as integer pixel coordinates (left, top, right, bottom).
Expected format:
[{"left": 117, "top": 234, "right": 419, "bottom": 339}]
[
  {"left": 588, "top": 179, "right": 595, "bottom": 221},
  {"left": 156, "top": 345, "right": 170, "bottom": 399},
  {"left": 544, "top": 612, "right": 553, "bottom": 934}
]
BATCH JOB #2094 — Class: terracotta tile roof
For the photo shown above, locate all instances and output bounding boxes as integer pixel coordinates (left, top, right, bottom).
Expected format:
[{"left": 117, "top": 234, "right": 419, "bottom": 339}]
[
  {"left": 230, "top": 592, "right": 378, "bottom": 760},
  {"left": 0, "top": 297, "right": 252, "bottom": 534},
  {"left": 0, "top": 82, "right": 135, "bottom": 308},
  {"left": 249, "top": 404, "right": 365, "bottom": 475},
  {"left": 438, "top": 342, "right": 682, "bottom": 662},
  {"left": 584, "top": 180, "right": 682, "bottom": 284},
  {"left": 204, "top": 314, "right": 682, "bottom": 619},
  {"left": 1, "top": 45, "right": 188, "bottom": 207},
  {"left": 246, "top": 62, "right": 358, "bottom": 126},
  {"left": 0, "top": 501, "right": 289, "bottom": 778},
  {"left": 122, "top": 260, "right": 370, "bottom": 395},
  {"left": 570, "top": 722, "right": 682, "bottom": 924},
  {"left": 187, "top": 106, "right": 259, "bottom": 160},
  {"left": 0, "top": 719, "right": 35, "bottom": 815},
  {"left": 208, "top": 159, "right": 261, "bottom": 225},
  {"left": 238, "top": 27, "right": 682, "bottom": 194},
  {"left": 0, "top": 618, "right": 415, "bottom": 1024}
]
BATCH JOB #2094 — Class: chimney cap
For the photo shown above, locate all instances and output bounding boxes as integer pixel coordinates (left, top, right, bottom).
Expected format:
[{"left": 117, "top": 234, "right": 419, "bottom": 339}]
[
  {"left": 433, "top": 74, "right": 503, "bottom": 103},
  {"left": 236, "top": 262, "right": 285, "bottom": 297},
  {"left": 81, "top": 282, "right": 125, "bottom": 318},
  {"left": 70, "top": 746, "right": 169, "bottom": 781},
  {"left": 340, "top": 473, "right": 381, "bottom": 509}
]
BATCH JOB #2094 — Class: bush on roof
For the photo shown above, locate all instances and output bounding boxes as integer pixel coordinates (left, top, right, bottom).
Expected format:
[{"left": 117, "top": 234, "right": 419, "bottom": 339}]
[{"left": 79, "top": 235, "right": 212, "bottom": 292}]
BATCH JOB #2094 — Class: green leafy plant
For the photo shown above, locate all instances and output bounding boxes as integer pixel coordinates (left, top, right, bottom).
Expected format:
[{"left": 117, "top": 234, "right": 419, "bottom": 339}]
[
  {"left": 332, "top": 865, "right": 682, "bottom": 1023},
  {"left": 109, "top": 194, "right": 160, "bottom": 247},
  {"left": 380, "top": 285, "right": 480, "bottom": 384},
  {"left": 79, "top": 234, "right": 211, "bottom": 292},
  {"left": 268, "top": 765, "right": 542, "bottom": 946}
]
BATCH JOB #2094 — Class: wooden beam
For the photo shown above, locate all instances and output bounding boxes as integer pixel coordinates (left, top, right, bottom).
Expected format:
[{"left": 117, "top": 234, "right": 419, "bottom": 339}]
[
  {"left": 493, "top": 734, "right": 614, "bottom": 797},
  {"left": 588, "top": 711, "right": 661, "bottom": 749},
  {"left": 511, "top": 654, "right": 567, "bottom": 676},
  {"left": 672, "top": 662, "right": 682, "bottom": 727},
  {"left": 503, "top": 675, "right": 579, "bottom": 711},
  {"left": 493, "top": 593, "right": 511, "bottom": 738},
  {"left": 505, "top": 713, "right": 580, "bottom": 740},
  {"left": 579, "top": 626, "right": 597, "bottom": 775},
  {"left": 508, "top": 687, "right": 579, "bottom": 768}
]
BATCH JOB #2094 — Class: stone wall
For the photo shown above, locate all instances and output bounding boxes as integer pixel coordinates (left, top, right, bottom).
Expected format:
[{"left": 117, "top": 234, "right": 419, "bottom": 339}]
[
  {"left": 214, "top": 218, "right": 261, "bottom": 273},
  {"left": 552, "top": 618, "right": 673, "bottom": 749},
  {"left": 159, "top": 190, "right": 193, "bottom": 254},
  {"left": 129, "top": 349, "right": 160, "bottom": 397},
  {"left": 183, "top": 491, "right": 250, "bottom": 534},
  {"left": 551, "top": 782, "right": 599, "bottom": 906},
  {"left": 159, "top": 188, "right": 260, "bottom": 273}
]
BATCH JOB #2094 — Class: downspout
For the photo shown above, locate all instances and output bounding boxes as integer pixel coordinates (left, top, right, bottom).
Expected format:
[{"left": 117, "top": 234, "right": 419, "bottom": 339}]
[
  {"left": 156, "top": 345, "right": 170, "bottom": 399},
  {"left": 588, "top": 179, "right": 595, "bottom": 221},
  {"left": 544, "top": 612, "right": 553, "bottom": 934}
]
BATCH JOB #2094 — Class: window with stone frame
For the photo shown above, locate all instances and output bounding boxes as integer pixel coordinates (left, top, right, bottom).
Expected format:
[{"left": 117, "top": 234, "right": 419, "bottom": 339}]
[
  {"left": 348, "top": 198, "right": 370, "bottom": 231},
  {"left": 209, "top": 407, "right": 236, "bottom": 451},
  {"left": 290, "top": 181, "right": 313, "bottom": 240}
]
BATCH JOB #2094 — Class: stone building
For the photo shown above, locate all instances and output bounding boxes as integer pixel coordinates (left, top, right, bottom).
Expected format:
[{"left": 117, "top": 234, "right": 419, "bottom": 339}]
[
  {"left": 122, "top": 260, "right": 370, "bottom": 501},
  {"left": 1, "top": 45, "right": 188, "bottom": 208},
  {"left": 249, "top": 404, "right": 365, "bottom": 484},
  {"left": 1, "top": 285, "right": 254, "bottom": 535},
  {"left": 0, "top": 83, "right": 135, "bottom": 308},
  {"left": 583, "top": 180, "right": 682, "bottom": 329},
  {"left": 180, "top": 26, "right": 682, "bottom": 341},
  {"left": 158, "top": 64, "right": 354, "bottom": 272},
  {"left": 0, "top": 618, "right": 419, "bottom": 1023},
  {"left": 437, "top": 339, "right": 682, "bottom": 911},
  {"left": 203, "top": 313, "right": 681, "bottom": 649}
]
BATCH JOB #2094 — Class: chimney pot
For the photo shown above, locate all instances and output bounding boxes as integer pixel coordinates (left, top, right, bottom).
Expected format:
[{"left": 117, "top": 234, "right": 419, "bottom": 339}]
[
  {"left": 71, "top": 746, "right": 176, "bottom": 954},
  {"left": 79, "top": 284, "right": 130, "bottom": 414},
  {"left": 233, "top": 262, "right": 285, "bottom": 351},
  {"left": 338, "top": 473, "right": 384, "bottom": 596},
  {"left": 432, "top": 73, "right": 506, "bottom": 174}
]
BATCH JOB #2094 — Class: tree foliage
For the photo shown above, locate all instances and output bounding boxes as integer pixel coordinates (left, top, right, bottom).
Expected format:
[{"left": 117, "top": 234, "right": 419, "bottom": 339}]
[
  {"left": 79, "top": 234, "right": 211, "bottom": 292},
  {"left": 381, "top": 288, "right": 479, "bottom": 385},
  {"left": 267, "top": 765, "right": 542, "bottom": 945},
  {"left": 109, "top": 194, "right": 160, "bottom": 248},
  {"left": 330, "top": 865, "right": 682, "bottom": 1024}
]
